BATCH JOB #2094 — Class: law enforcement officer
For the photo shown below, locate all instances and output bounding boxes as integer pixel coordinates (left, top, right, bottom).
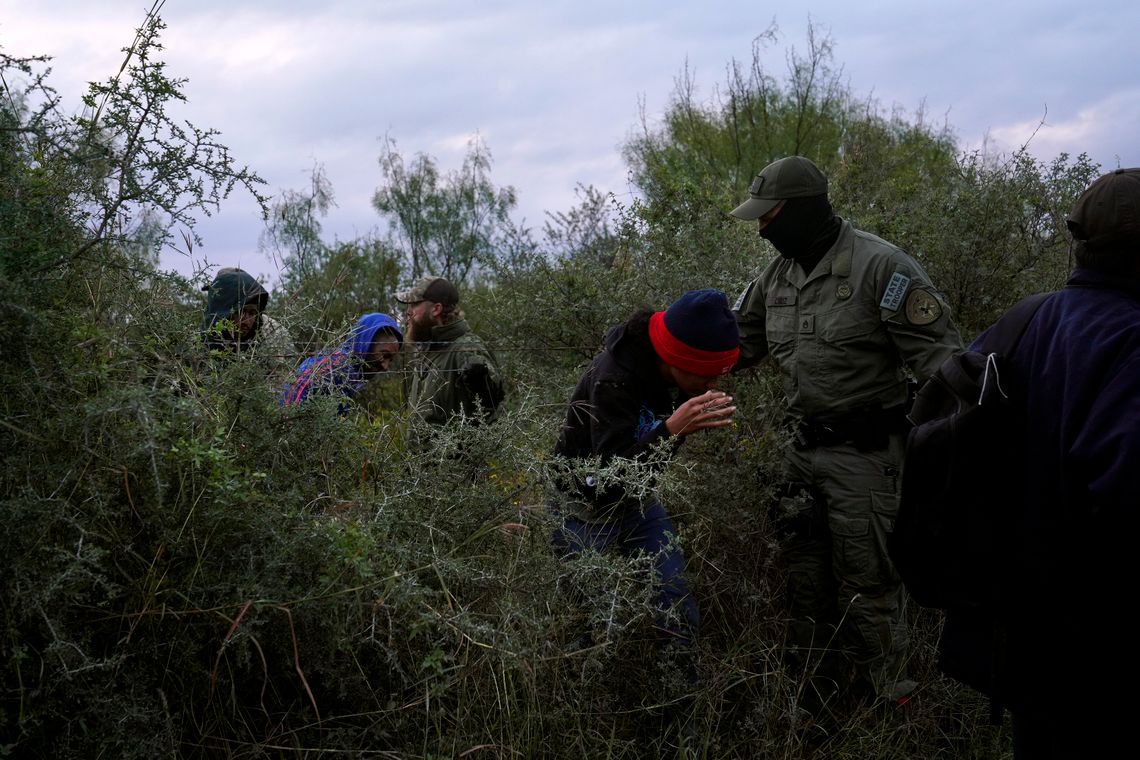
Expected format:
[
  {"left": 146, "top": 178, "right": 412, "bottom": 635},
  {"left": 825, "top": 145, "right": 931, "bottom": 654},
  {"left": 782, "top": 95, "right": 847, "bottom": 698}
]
[{"left": 729, "top": 156, "right": 964, "bottom": 710}]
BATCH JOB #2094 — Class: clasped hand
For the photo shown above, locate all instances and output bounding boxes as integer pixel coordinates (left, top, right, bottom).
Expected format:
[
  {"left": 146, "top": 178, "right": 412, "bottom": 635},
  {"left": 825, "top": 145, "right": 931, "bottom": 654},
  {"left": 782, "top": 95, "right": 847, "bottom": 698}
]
[{"left": 666, "top": 390, "right": 736, "bottom": 437}]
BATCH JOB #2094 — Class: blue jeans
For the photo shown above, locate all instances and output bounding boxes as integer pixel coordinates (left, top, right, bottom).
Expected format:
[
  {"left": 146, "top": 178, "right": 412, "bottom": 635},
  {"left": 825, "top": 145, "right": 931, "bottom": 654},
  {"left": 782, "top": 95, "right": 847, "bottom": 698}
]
[{"left": 552, "top": 500, "right": 699, "bottom": 650}]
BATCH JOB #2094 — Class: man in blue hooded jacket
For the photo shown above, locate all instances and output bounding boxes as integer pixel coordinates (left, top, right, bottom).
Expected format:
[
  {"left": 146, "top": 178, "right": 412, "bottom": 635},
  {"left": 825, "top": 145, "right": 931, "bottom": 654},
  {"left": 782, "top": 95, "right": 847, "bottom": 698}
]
[{"left": 281, "top": 313, "right": 403, "bottom": 413}]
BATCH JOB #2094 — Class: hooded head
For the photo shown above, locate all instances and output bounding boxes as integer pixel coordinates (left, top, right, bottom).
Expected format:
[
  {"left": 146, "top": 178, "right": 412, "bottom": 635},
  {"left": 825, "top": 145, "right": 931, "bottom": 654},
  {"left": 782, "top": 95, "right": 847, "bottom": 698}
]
[
  {"left": 347, "top": 312, "right": 404, "bottom": 375},
  {"left": 281, "top": 313, "right": 403, "bottom": 409},
  {"left": 199, "top": 268, "right": 269, "bottom": 342}
]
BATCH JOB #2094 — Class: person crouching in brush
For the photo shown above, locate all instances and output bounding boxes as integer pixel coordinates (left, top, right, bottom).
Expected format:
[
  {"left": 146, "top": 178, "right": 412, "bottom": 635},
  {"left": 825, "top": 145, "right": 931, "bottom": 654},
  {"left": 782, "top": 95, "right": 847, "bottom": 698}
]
[{"left": 547, "top": 289, "right": 739, "bottom": 741}]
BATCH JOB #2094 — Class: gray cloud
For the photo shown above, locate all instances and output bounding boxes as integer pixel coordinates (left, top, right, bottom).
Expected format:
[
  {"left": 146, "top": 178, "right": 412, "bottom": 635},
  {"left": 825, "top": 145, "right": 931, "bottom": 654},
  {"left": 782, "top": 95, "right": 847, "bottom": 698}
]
[{"left": 4, "top": 0, "right": 1138, "bottom": 286}]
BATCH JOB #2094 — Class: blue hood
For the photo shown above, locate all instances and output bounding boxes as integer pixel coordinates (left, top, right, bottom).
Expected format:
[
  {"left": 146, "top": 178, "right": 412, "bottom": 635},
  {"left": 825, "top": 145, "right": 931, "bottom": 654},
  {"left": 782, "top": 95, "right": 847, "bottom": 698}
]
[
  {"left": 281, "top": 312, "right": 403, "bottom": 411},
  {"left": 346, "top": 312, "right": 403, "bottom": 356}
]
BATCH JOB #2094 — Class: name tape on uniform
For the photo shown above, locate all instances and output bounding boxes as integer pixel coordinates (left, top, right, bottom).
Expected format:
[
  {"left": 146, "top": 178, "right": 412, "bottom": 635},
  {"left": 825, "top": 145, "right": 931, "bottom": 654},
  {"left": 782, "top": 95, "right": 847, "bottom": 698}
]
[{"left": 880, "top": 272, "right": 911, "bottom": 311}]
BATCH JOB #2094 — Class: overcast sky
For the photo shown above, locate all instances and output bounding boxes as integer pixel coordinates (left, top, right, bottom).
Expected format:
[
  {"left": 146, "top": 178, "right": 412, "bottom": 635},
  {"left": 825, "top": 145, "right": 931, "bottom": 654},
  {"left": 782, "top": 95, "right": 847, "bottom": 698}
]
[{"left": 5, "top": 0, "right": 1139, "bottom": 285}]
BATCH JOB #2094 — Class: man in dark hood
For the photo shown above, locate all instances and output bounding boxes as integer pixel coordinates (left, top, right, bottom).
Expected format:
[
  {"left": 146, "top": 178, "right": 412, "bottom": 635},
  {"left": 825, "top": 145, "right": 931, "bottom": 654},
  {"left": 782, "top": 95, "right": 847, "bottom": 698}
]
[
  {"left": 199, "top": 267, "right": 269, "bottom": 349},
  {"left": 729, "top": 156, "right": 964, "bottom": 714},
  {"left": 198, "top": 267, "right": 295, "bottom": 376}
]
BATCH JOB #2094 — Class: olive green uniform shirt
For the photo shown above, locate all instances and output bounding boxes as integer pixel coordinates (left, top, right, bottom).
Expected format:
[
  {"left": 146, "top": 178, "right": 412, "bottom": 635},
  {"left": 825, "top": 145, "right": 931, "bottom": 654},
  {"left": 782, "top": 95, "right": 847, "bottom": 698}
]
[{"left": 734, "top": 220, "right": 963, "bottom": 421}]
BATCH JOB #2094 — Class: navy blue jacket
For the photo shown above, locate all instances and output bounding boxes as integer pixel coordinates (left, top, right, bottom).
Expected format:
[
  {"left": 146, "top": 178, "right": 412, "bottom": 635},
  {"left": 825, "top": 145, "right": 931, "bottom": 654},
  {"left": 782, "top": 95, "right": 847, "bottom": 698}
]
[
  {"left": 1008, "top": 268, "right": 1140, "bottom": 517},
  {"left": 941, "top": 267, "right": 1138, "bottom": 717}
]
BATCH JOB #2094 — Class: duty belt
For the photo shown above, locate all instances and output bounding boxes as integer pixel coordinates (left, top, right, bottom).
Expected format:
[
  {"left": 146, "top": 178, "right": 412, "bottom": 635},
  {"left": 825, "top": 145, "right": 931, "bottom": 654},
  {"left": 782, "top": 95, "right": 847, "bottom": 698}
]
[{"left": 791, "top": 405, "right": 910, "bottom": 451}]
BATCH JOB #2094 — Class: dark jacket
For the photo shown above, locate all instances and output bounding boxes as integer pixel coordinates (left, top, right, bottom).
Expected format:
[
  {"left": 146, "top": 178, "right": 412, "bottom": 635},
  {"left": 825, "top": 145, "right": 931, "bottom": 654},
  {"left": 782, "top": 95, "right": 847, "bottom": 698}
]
[
  {"left": 281, "top": 313, "right": 402, "bottom": 413},
  {"left": 551, "top": 316, "right": 683, "bottom": 521},
  {"left": 939, "top": 267, "right": 1139, "bottom": 719}
]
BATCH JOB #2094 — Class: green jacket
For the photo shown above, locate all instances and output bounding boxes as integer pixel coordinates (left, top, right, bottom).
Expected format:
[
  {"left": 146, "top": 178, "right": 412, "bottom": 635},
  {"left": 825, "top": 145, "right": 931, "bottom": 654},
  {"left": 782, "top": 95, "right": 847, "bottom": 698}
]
[
  {"left": 406, "top": 318, "right": 505, "bottom": 433},
  {"left": 734, "top": 219, "right": 963, "bottom": 422}
]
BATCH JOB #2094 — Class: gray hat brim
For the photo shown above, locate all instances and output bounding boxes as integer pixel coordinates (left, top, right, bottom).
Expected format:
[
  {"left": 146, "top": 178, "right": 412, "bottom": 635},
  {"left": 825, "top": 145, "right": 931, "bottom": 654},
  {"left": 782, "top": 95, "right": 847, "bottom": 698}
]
[{"left": 730, "top": 196, "right": 781, "bottom": 221}]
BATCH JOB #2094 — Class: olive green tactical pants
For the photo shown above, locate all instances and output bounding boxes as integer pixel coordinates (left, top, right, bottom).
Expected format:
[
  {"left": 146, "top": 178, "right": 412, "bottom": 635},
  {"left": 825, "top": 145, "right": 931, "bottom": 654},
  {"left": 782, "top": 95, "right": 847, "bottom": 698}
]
[{"left": 778, "top": 432, "right": 912, "bottom": 703}]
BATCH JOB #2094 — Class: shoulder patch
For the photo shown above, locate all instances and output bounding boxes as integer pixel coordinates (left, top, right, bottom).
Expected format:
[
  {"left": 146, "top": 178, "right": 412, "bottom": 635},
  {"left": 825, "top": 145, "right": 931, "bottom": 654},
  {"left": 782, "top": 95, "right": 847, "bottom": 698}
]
[
  {"left": 904, "top": 288, "right": 943, "bottom": 326},
  {"left": 880, "top": 272, "right": 911, "bottom": 311}
]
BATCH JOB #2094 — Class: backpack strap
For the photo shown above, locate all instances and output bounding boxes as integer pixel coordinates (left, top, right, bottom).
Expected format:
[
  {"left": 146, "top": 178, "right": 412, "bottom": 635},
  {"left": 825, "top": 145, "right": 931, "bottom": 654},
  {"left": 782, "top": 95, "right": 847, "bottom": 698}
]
[
  {"left": 974, "top": 291, "right": 1054, "bottom": 356},
  {"left": 971, "top": 290, "right": 1052, "bottom": 725}
]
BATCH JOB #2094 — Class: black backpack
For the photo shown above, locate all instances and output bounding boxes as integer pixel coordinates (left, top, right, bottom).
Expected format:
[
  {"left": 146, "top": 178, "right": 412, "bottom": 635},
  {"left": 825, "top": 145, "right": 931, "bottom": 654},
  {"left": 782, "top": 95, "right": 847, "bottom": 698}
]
[{"left": 890, "top": 292, "right": 1052, "bottom": 611}]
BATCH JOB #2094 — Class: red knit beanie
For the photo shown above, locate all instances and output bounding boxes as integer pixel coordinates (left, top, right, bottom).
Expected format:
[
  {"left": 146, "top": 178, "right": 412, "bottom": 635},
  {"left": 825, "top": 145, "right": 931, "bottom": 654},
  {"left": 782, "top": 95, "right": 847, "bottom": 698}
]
[{"left": 648, "top": 289, "right": 740, "bottom": 376}]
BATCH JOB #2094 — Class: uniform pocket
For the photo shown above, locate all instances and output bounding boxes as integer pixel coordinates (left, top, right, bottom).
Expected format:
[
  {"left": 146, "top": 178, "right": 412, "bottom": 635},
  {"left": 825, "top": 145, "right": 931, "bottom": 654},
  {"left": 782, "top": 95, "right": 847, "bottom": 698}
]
[
  {"left": 765, "top": 309, "right": 798, "bottom": 347},
  {"left": 871, "top": 489, "right": 899, "bottom": 528},
  {"left": 818, "top": 302, "right": 880, "bottom": 345},
  {"left": 871, "top": 490, "right": 901, "bottom": 584},
  {"left": 831, "top": 491, "right": 900, "bottom": 587},
  {"left": 815, "top": 303, "right": 893, "bottom": 400}
]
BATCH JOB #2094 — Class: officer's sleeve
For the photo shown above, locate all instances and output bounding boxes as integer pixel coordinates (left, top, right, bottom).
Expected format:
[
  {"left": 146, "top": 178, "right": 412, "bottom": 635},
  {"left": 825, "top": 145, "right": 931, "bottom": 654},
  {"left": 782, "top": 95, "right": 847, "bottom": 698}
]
[
  {"left": 876, "top": 254, "right": 964, "bottom": 384},
  {"left": 732, "top": 279, "right": 770, "bottom": 371}
]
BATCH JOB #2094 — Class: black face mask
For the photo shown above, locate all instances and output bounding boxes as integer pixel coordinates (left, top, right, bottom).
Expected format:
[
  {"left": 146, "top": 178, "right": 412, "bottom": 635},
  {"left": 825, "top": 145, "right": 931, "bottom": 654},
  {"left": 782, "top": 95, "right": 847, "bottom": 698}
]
[{"left": 760, "top": 195, "right": 842, "bottom": 265}]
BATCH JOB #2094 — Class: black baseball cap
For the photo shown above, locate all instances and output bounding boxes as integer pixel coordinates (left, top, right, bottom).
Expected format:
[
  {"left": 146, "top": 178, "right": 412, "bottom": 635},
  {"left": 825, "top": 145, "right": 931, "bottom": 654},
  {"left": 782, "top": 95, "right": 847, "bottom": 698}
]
[{"left": 1067, "top": 167, "right": 1140, "bottom": 251}]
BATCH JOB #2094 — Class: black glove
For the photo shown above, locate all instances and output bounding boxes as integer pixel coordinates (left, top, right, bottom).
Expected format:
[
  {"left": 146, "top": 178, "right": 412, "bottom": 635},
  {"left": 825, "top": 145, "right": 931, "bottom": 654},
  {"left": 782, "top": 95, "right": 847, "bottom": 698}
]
[
  {"left": 458, "top": 361, "right": 504, "bottom": 413},
  {"left": 458, "top": 361, "right": 489, "bottom": 386}
]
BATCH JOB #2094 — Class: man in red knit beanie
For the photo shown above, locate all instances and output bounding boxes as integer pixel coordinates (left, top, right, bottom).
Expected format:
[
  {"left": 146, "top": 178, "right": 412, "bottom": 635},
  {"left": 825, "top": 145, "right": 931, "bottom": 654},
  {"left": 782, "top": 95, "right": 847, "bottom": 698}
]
[{"left": 547, "top": 288, "right": 739, "bottom": 749}]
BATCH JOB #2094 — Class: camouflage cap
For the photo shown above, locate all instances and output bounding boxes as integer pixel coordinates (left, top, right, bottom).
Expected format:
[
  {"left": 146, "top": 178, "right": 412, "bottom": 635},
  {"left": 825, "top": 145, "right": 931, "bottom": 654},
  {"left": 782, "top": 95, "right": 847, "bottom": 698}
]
[
  {"left": 730, "top": 156, "right": 828, "bottom": 220},
  {"left": 394, "top": 276, "right": 459, "bottom": 306},
  {"left": 1067, "top": 167, "right": 1140, "bottom": 251}
]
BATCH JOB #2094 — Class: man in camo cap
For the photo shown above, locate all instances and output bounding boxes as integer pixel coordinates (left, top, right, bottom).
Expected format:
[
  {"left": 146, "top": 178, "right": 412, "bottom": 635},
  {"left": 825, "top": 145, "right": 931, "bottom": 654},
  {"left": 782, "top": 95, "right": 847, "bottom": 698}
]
[
  {"left": 729, "top": 156, "right": 964, "bottom": 713},
  {"left": 395, "top": 276, "right": 505, "bottom": 444}
]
